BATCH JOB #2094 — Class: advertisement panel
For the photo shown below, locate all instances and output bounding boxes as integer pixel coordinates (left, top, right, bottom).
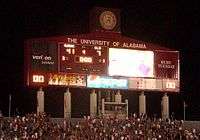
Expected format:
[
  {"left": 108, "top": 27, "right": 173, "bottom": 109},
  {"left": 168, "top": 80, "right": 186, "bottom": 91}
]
[
  {"left": 128, "top": 78, "right": 179, "bottom": 92},
  {"left": 87, "top": 75, "right": 128, "bottom": 89},
  {"left": 48, "top": 73, "right": 86, "bottom": 87},
  {"left": 154, "top": 51, "right": 179, "bottom": 79},
  {"left": 128, "top": 78, "right": 156, "bottom": 90},
  {"left": 30, "top": 41, "right": 58, "bottom": 72}
]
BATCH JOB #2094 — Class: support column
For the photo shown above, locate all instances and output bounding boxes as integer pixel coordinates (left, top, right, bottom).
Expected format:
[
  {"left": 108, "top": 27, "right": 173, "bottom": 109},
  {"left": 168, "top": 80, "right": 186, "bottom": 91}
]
[
  {"left": 139, "top": 91, "right": 146, "bottom": 115},
  {"left": 125, "top": 99, "right": 129, "bottom": 117},
  {"left": 37, "top": 87, "right": 44, "bottom": 115},
  {"left": 111, "top": 91, "right": 115, "bottom": 102},
  {"left": 106, "top": 90, "right": 111, "bottom": 102},
  {"left": 90, "top": 89, "right": 97, "bottom": 117},
  {"left": 64, "top": 88, "right": 71, "bottom": 119},
  {"left": 102, "top": 98, "right": 105, "bottom": 116},
  {"left": 106, "top": 90, "right": 111, "bottom": 111},
  {"left": 115, "top": 90, "right": 122, "bottom": 103},
  {"left": 98, "top": 90, "right": 101, "bottom": 116},
  {"left": 161, "top": 93, "right": 169, "bottom": 119}
]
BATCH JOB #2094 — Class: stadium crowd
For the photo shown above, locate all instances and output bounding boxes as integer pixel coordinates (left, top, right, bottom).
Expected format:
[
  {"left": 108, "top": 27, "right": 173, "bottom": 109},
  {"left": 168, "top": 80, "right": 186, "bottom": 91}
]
[{"left": 0, "top": 112, "right": 200, "bottom": 139}]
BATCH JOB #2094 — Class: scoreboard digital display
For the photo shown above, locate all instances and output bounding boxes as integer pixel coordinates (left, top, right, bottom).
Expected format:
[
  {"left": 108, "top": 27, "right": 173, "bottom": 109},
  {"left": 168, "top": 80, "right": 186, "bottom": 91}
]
[{"left": 59, "top": 43, "right": 108, "bottom": 74}]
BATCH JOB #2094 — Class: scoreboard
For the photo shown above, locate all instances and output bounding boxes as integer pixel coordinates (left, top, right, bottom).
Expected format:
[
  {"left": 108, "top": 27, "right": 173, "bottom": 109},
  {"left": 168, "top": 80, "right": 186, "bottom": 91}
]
[
  {"left": 59, "top": 43, "right": 108, "bottom": 74},
  {"left": 25, "top": 37, "right": 179, "bottom": 92}
]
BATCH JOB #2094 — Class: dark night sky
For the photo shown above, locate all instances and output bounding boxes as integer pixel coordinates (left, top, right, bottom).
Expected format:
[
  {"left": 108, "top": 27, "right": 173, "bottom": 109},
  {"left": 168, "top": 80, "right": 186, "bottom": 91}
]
[{"left": 0, "top": 0, "right": 200, "bottom": 119}]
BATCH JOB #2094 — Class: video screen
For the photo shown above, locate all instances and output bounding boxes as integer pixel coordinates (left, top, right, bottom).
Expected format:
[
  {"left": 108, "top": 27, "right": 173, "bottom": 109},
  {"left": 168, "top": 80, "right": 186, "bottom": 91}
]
[{"left": 108, "top": 48, "right": 154, "bottom": 77}]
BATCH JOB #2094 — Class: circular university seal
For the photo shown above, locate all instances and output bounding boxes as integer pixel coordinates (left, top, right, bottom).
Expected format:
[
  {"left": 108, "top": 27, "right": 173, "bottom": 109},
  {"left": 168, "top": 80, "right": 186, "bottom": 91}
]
[{"left": 99, "top": 11, "right": 117, "bottom": 30}]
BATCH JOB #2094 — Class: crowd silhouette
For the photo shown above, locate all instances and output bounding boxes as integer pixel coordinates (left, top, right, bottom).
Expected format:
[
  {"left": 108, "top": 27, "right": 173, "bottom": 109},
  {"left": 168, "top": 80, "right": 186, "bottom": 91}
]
[{"left": 0, "top": 113, "right": 199, "bottom": 139}]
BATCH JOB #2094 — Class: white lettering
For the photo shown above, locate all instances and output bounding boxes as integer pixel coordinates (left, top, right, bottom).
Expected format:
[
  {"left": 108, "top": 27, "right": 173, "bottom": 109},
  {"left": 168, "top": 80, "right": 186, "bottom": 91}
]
[
  {"left": 113, "top": 41, "right": 120, "bottom": 47},
  {"left": 161, "top": 60, "right": 171, "bottom": 65},
  {"left": 158, "top": 64, "right": 175, "bottom": 69},
  {"left": 80, "top": 39, "right": 110, "bottom": 46},
  {"left": 122, "top": 42, "right": 146, "bottom": 49},
  {"left": 62, "top": 38, "right": 148, "bottom": 49},
  {"left": 67, "top": 38, "right": 77, "bottom": 44},
  {"left": 32, "top": 55, "right": 43, "bottom": 60},
  {"left": 44, "top": 56, "right": 52, "bottom": 60},
  {"left": 79, "top": 56, "right": 92, "bottom": 63},
  {"left": 41, "top": 61, "right": 54, "bottom": 65}
]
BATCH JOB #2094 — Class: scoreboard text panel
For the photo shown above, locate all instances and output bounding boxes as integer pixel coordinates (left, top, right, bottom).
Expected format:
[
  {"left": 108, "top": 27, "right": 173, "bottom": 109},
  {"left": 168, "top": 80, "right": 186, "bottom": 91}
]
[
  {"left": 59, "top": 43, "right": 108, "bottom": 74},
  {"left": 31, "top": 41, "right": 58, "bottom": 72}
]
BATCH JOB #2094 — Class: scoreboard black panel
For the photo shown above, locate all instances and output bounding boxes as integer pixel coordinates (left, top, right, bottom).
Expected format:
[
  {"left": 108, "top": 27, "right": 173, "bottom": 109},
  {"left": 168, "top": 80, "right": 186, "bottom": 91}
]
[
  {"left": 31, "top": 41, "right": 58, "bottom": 72},
  {"left": 59, "top": 43, "right": 108, "bottom": 74}
]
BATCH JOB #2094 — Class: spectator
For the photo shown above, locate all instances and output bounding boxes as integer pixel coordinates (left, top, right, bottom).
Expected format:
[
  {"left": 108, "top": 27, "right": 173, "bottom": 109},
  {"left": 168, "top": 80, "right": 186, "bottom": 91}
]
[{"left": 0, "top": 112, "right": 200, "bottom": 139}]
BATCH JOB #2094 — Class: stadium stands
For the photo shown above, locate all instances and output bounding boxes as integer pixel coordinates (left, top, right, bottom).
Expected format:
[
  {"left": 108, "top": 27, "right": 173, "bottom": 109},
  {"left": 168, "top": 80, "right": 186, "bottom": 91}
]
[{"left": 0, "top": 113, "right": 199, "bottom": 139}]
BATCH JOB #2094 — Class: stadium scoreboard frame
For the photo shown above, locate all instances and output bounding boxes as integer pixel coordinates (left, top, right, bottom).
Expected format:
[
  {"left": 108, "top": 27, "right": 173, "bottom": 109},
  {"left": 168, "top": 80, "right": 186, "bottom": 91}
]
[{"left": 24, "top": 34, "right": 179, "bottom": 92}]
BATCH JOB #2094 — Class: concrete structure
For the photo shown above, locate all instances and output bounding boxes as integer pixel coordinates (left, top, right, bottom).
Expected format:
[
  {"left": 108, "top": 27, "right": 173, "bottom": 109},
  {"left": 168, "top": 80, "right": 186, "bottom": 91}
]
[
  {"left": 37, "top": 87, "right": 44, "bottom": 114},
  {"left": 161, "top": 93, "right": 169, "bottom": 119},
  {"left": 125, "top": 99, "right": 129, "bottom": 117},
  {"left": 102, "top": 98, "right": 105, "bottom": 115},
  {"left": 139, "top": 91, "right": 146, "bottom": 115},
  {"left": 106, "top": 90, "right": 111, "bottom": 102},
  {"left": 35, "top": 88, "right": 171, "bottom": 118},
  {"left": 115, "top": 90, "right": 122, "bottom": 103},
  {"left": 98, "top": 90, "right": 101, "bottom": 115},
  {"left": 101, "top": 97, "right": 128, "bottom": 118},
  {"left": 64, "top": 88, "right": 71, "bottom": 119},
  {"left": 90, "top": 89, "right": 97, "bottom": 117}
]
